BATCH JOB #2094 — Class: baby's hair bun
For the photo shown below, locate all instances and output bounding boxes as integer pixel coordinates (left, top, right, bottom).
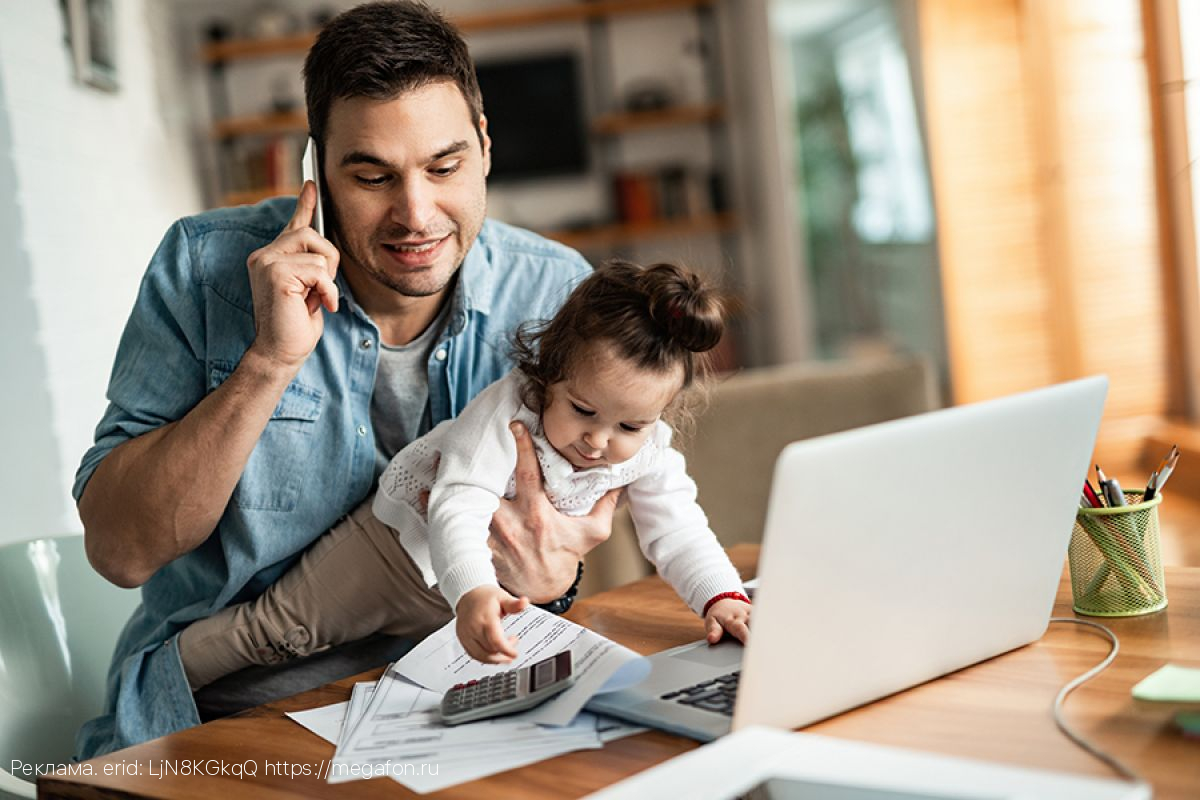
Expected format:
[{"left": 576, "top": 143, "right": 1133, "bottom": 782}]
[{"left": 640, "top": 262, "right": 726, "bottom": 353}]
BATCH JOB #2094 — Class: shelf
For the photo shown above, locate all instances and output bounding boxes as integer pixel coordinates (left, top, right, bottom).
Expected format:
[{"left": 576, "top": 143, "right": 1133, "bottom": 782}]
[
  {"left": 454, "top": 0, "right": 714, "bottom": 33},
  {"left": 213, "top": 111, "right": 306, "bottom": 140},
  {"left": 592, "top": 103, "right": 724, "bottom": 135},
  {"left": 204, "top": 31, "right": 315, "bottom": 64},
  {"left": 202, "top": 0, "right": 714, "bottom": 64},
  {"left": 542, "top": 212, "right": 736, "bottom": 250},
  {"left": 210, "top": 104, "right": 722, "bottom": 141}
]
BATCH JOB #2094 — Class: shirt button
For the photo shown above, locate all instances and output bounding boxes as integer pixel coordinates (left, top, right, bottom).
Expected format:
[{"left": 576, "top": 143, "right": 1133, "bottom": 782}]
[
  {"left": 357, "top": 425, "right": 367, "bottom": 436},
  {"left": 360, "top": 338, "right": 372, "bottom": 349},
  {"left": 434, "top": 348, "right": 447, "bottom": 361}
]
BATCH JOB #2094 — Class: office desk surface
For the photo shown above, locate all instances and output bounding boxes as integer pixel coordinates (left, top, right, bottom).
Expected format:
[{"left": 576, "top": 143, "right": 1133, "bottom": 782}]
[{"left": 42, "top": 545, "right": 1200, "bottom": 799}]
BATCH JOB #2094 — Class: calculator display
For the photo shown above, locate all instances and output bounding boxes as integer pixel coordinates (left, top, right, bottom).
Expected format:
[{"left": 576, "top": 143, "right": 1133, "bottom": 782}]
[{"left": 532, "top": 658, "right": 555, "bottom": 691}]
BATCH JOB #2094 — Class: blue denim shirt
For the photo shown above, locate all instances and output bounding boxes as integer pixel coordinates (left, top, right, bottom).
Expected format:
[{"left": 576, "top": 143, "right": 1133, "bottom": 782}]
[{"left": 72, "top": 198, "right": 590, "bottom": 759}]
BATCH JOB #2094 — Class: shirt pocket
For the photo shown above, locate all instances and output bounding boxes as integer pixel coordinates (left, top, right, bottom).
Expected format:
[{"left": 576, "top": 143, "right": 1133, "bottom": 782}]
[{"left": 209, "top": 361, "right": 324, "bottom": 512}]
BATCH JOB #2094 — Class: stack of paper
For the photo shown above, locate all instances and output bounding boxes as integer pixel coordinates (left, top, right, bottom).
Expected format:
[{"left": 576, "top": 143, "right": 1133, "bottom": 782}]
[{"left": 287, "top": 606, "right": 649, "bottom": 793}]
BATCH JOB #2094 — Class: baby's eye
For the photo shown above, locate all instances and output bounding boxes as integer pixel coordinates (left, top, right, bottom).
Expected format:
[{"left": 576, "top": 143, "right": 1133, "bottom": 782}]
[
  {"left": 620, "top": 424, "right": 644, "bottom": 433},
  {"left": 571, "top": 403, "right": 595, "bottom": 417}
]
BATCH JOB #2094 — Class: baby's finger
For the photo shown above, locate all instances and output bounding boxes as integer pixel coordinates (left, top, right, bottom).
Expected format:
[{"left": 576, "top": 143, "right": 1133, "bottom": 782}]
[
  {"left": 499, "top": 594, "right": 529, "bottom": 617},
  {"left": 485, "top": 618, "right": 517, "bottom": 659},
  {"left": 727, "top": 619, "right": 750, "bottom": 644},
  {"left": 705, "top": 616, "right": 724, "bottom": 644}
]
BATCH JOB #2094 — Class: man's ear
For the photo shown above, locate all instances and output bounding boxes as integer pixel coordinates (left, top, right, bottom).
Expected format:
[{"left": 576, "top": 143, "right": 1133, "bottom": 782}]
[{"left": 479, "top": 114, "right": 492, "bottom": 178}]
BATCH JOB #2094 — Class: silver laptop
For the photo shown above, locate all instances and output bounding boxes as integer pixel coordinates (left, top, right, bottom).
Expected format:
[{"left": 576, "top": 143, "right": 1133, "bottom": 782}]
[{"left": 587, "top": 376, "right": 1108, "bottom": 741}]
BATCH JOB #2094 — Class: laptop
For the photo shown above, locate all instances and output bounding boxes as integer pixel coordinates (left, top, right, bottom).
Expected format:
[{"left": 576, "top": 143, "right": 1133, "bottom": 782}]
[{"left": 587, "top": 376, "right": 1108, "bottom": 742}]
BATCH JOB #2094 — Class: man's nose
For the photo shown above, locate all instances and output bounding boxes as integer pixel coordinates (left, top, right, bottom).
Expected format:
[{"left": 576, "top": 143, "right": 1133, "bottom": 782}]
[{"left": 390, "top": 180, "right": 437, "bottom": 233}]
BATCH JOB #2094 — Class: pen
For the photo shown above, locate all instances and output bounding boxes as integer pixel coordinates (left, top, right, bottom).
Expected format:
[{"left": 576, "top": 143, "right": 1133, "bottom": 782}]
[
  {"left": 1154, "top": 445, "right": 1180, "bottom": 496},
  {"left": 1082, "top": 480, "right": 1103, "bottom": 508},
  {"left": 1152, "top": 444, "right": 1179, "bottom": 479},
  {"left": 1095, "top": 465, "right": 1126, "bottom": 506},
  {"left": 1105, "top": 476, "right": 1128, "bottom": 507},
  {"left": 1143, "top": 470, "right": 1160, "bottom": 502}
]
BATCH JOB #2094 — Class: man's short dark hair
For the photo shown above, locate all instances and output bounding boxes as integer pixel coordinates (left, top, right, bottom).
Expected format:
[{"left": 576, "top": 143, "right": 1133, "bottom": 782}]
[{"left": 303, "top": 1, "right": 483, "bottom": 149}]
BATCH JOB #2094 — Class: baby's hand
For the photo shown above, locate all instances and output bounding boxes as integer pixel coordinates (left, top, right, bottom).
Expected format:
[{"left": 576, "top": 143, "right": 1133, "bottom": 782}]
[
  {"left": 704, "top": 598, "right": 751, "bottom": 645},
  {"left": 455, "top": 585, "right": 529, "bottom": 664}
]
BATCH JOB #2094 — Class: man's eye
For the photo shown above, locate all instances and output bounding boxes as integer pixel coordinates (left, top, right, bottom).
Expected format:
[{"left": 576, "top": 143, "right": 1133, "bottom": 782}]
[
  {"left": 356, "top": 175, "right": 389, "bottom": 187},
  {"left": 431, "top": 162, "right": 461, "bottom": 177},
  {"left": 571, "top": 403, "right": 595, "bottom": 417}
]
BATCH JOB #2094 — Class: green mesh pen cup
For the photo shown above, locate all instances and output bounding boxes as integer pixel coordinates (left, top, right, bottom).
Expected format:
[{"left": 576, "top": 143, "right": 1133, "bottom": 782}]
[{"left": 1070, "top": 490, "right": 1167, "bottom": 617}]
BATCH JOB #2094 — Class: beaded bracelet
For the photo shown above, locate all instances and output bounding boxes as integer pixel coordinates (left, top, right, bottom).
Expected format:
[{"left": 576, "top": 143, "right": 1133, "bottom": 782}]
[
  {"left": 534, "top": 561, "right": 585, "bottom": 615},
  {"left": 703, "top": 591, "right": 752, "bottom": 617}
]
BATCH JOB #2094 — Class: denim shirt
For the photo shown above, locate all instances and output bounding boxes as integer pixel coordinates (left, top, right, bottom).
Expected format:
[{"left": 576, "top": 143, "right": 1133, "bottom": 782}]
[{"left": 72, "top": 198, "right": 590, "bottom": 759}]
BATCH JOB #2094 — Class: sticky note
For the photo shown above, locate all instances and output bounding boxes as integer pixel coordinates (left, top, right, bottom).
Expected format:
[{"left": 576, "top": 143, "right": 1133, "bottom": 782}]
[{"left": 1131, "top": 664, "right": 1200, "bottom": 703}]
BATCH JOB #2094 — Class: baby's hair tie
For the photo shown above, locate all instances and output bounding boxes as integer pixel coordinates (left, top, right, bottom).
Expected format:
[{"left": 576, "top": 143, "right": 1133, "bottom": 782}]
[{"left": 668, "top": 301, "right": 683, "bottom": 320}]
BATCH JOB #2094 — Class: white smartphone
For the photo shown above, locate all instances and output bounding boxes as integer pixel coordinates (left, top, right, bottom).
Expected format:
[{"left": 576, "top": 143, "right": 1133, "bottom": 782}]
[{"left": 301, "top": 136, "right": 325, "bottom": 237}]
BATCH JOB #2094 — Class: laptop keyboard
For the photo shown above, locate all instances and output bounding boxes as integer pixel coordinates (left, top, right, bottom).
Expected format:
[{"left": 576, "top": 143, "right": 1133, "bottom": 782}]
[{"left": 660, "top": 670, "right": 740, "bottom": 715}]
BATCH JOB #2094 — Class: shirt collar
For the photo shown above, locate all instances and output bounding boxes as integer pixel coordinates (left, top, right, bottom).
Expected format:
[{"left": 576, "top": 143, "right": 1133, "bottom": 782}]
[{"left": 457, "top": 220, "right": 495, "bottom": 318}]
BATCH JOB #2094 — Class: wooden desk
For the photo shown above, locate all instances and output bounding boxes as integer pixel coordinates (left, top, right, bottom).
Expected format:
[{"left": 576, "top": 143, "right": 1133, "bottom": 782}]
[{"left": 43, "top": 545, "right": 1200, "bottom": 799}]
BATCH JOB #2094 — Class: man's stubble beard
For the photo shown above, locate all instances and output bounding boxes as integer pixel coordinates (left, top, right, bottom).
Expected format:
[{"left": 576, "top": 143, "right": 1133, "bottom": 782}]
[{"left": 326, "top": 192, "right": 486, "bottom": 300}]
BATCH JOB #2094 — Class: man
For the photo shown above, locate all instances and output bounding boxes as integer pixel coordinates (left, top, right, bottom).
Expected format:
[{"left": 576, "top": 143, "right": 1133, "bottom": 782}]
[{"left": 74, "top": 1, "right": 613, "bottom": 758}]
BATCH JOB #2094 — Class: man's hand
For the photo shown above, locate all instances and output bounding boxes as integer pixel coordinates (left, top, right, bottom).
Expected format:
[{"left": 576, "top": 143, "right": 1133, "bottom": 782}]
[
  {"left": 455, "top": 585, "right": 529, "bottom": 664},
  {"left": 245, "top": 180, "right": 340, "bottom": 374},
  {"left": 488, "top": 422, "right": 618, "bottom": 603},
  {"left": 80, "top": 184, "right": 343, "bottom": 588}
]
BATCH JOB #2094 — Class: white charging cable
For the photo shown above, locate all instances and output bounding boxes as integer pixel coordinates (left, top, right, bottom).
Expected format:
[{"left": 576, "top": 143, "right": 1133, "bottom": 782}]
[{"left": 1046, "top": 617, "right": 1150, "bottom": 789}]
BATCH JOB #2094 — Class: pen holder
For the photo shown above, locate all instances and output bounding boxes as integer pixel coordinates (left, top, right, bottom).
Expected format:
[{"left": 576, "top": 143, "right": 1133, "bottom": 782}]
[{"left": 1069, "top": 491, "right": 1167, "bottom": 617}]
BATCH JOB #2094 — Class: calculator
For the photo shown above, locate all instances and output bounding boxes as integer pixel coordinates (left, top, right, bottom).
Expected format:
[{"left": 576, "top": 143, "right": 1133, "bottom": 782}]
[{"left": 440, "top": 651, "right": 575, "bottom": 725}]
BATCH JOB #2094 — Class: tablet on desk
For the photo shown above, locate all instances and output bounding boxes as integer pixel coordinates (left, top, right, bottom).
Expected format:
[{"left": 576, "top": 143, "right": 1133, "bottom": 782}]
[{"left": 744, "top": 778, "right": 1001, "bottom": 800}]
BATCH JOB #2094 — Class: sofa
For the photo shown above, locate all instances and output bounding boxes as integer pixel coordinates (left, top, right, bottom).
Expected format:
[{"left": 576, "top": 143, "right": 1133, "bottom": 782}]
[{"left": 577, "top": 354, "right": 940, "bottom": 598}]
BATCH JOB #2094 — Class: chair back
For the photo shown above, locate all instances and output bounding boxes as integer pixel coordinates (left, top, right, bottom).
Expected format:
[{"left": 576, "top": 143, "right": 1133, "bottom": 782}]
[
  {"left": 579, "top": 355, "right": 939, "bottom": 595},
  {"left": 686, "top": 355, "right": 939, "bottom": 546},
  {"left": 0, "top": 535, "right": 139, "bottom": 797}
]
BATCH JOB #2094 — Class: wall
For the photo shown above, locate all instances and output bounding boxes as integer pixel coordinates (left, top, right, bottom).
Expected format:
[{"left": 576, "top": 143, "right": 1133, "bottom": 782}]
[
  {"left": 169, "top": 0, "right": 815, "bottom": 367},
  {"left": 919, "top": 0, "right": 1165, "bottom": 465},
  {"left": 0, "top": 1, "right": 203, "bottom": 545}
]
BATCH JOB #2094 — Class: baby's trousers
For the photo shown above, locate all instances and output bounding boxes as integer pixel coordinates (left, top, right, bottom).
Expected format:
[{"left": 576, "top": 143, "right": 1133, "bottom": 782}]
[{"left": 177, "top": 494, "right": 452, "bottom": 690}]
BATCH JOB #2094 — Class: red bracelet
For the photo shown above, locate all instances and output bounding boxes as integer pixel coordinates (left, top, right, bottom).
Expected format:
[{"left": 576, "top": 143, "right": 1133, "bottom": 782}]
[{"left": 703, "top": 591, "right": 751, "bottom": 616}]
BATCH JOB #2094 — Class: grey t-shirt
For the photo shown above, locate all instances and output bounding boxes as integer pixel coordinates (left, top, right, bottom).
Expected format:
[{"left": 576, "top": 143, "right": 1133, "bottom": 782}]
[{"left": 370, "top": 302, "right": 449, "bottom": 473}]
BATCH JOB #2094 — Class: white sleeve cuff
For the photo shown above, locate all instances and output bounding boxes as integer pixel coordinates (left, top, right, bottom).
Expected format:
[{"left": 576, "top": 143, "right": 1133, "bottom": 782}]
[{"left": 438, "top": 560, "right": 499, "bottom": 613}]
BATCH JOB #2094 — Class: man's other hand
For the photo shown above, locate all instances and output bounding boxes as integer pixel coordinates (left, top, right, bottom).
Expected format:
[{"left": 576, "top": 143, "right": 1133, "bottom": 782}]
[{"left": 488, "top": 421, "right": 617, "bottom": 603}]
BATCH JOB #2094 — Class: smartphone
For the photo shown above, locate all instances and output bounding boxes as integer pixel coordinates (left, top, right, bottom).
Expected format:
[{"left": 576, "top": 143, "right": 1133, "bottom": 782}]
[{"left": 301, "top": 136, "right": 325, "bottom": 237}]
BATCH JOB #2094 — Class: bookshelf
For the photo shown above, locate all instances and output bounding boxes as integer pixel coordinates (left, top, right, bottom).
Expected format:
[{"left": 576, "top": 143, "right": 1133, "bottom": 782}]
[{"left": 200, "top": 0, "right": 736, "bottom": 251}]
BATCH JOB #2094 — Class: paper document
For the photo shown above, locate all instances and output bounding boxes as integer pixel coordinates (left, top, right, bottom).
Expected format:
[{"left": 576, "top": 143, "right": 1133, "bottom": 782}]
[
  {"left": 286, "top": 700, "right": 348, "bottom": 744},
  {"left": 393, "top": 605, "right": 649, "bottom": 725},
  {"left": 326, "top": 669, "right": 606, "bottom": 792},
  {"left": 281, "top": 607, "right": 653, "bottom": 793},
  {"left": 286, "top": 670, "right": 646, "bottom": 793},
  {"left": 285, "top": 679, "right": 377, "bottom": 746}
]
